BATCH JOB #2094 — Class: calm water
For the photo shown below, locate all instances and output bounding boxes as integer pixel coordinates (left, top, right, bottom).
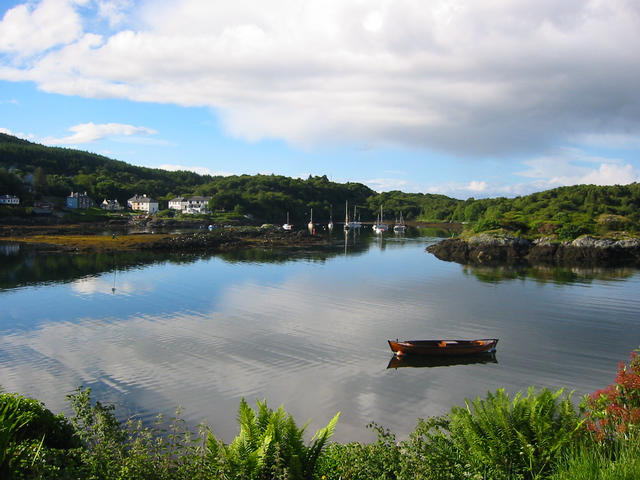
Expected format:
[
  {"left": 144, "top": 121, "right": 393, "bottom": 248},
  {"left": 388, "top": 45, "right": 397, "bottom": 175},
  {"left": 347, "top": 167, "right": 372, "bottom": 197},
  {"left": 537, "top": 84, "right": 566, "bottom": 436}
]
[{"left": 1, "top": 230, "right": 639, "bottom": 442}]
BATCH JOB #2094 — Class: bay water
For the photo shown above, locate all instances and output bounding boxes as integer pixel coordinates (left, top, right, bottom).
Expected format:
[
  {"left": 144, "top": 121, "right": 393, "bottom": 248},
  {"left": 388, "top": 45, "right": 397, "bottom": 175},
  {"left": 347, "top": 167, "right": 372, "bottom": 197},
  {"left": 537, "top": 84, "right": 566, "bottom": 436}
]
[{"left": 1, "top": 229, "right": 639, "bottom": 442}]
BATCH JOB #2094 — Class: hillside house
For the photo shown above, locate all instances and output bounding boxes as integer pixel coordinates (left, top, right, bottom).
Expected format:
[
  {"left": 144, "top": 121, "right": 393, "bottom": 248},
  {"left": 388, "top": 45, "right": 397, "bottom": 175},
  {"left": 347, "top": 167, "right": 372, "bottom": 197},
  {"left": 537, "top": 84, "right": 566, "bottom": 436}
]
[
  {"left": 0, "top": 194, "right": 20, "bottom": 205},
  {"left": 128, "top": 194, "right": 159, "bottom": 214},
  {"left": 168, "top": 195, "right": 211, "bottom": 214},
  {"left": 33, "top": 202, "right": 54, "bottom": 214},
  {"left": 101, "top": 199, "right": 123, "bottom": 211},
  {"left": 66, "top": 191, "right": 95, "bottom": 209}
]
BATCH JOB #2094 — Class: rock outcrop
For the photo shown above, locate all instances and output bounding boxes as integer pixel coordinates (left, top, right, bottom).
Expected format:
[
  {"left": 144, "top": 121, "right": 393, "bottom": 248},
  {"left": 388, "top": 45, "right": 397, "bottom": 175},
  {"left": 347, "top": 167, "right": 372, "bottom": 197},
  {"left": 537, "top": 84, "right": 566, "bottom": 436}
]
[{"left": 426, "top": 234, "right": 640, "bottom": 267}]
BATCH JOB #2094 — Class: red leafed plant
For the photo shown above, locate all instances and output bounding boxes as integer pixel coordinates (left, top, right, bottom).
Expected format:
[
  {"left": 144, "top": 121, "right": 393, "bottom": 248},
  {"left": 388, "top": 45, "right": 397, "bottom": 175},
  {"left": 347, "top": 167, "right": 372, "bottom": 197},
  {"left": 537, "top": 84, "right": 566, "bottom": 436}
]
[{"left": 581, "top": 349, "right": 640, "bottom": 441}]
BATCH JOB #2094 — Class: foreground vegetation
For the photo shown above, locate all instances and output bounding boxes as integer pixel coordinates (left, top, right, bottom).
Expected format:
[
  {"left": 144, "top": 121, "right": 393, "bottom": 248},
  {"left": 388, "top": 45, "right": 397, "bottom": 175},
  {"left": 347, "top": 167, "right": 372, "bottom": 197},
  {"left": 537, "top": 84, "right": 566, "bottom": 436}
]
[
  {"left": 2, "top": 133, "right": 639, "bottom": 240},
  {"left": 2, "top": 349, "right": 639, "bottom": 479}
]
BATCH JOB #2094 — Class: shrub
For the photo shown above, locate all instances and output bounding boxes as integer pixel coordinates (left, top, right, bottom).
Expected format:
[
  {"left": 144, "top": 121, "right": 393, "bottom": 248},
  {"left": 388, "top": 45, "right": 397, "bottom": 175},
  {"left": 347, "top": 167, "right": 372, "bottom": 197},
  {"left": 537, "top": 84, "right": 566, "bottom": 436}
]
[
  {"left": 317, "top": 423, "right": 401, "bottom": 480},
  {"left": 534, "top": 221, "right": 559, "bottom": 235},
  {"left": 581, "top": 349, "right": 640, "bottom": 442},
  {"left": 473, "top": 219, "right": 500, "bottom": 233},
  {"left": 66, "top": 387, "right": 211, "bottom": 480},
  {"left": 207, "top": 398, "right": 339, "bottom": 480},
  {"left": 403, "top": 388, "right": 582, "bottom": 480},
  {"left": 0, "top": 393, "right": 78, "bottom": 450},
  {"left": 596, "top": 214, "right": 633, "bottom": 232},
  {"left": 557, "top": 223, "right": 591, "bottom": 240}
]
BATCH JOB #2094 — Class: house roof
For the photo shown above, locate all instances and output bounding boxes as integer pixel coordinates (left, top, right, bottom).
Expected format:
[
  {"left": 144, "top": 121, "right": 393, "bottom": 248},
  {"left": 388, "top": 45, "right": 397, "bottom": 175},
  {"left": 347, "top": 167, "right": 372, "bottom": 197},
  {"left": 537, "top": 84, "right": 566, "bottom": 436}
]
[{"left": 128, "top": 195, "right": 157, "bottom": 203}]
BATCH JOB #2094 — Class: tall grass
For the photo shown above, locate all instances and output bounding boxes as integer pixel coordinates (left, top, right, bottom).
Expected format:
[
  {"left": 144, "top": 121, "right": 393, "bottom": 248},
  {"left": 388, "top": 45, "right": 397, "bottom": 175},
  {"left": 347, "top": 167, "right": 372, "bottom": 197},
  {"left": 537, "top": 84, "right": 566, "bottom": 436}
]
[{"left": 550, "top": 434, "right": 640, "bottom": 480}]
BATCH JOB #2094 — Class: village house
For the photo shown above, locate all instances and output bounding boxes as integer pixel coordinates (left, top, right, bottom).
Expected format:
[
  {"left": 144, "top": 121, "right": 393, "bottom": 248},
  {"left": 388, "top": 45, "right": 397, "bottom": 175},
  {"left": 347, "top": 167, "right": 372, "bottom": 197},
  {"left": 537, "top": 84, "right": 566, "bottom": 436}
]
[
  {"left": 66, "top": 191, "right": 95, "bottom": 209},
  {"left": 33, "top": 202, "right": 54, "bottom": 214},
  {"left": 168, "top": 195, "right": 211, "bottom": 214},
  {"left": 101, "top": 199, "right": 123, "bottom": 211},
  {"left": 0, "top": 194, "right": 20, "bottom": 205},
  {"left": 127, "top": 194, "right": 159, "bottom": 214}
]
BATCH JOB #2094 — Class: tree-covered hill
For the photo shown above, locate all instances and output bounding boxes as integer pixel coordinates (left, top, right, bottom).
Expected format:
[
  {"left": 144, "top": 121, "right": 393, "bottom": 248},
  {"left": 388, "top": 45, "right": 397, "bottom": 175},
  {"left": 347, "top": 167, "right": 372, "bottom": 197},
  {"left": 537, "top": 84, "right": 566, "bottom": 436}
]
[
  {"left": 0, "top": 132, "right": 209, "bottom": 203},
  {"left": 450, "top": 184, "right": 640, "bottom": 238},
  {"left": 1, "top": 132, "right": 638, "bottom": 235}
]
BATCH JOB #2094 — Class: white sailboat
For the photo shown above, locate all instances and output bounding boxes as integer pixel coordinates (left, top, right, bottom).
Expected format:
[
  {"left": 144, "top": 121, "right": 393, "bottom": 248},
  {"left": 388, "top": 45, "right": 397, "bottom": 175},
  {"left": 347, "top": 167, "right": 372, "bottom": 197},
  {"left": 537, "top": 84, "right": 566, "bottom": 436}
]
[
  {"left": 282, "top": 211, "right": 293, "bottom": 231},
  {"left": 328, "top": 205, "right": 334, "bottom": 231},
  {"left": 351, "top": 204, "right": 361, "bottom": 228},
  {"left": 308, "top": 208, "right": 314, "bottom": 232},
  {"left": 394, "top": 211, "right": 406, "bottom": 233},
  {"left": 343, "top": 200, "right": 350, "bottom": 230},
  {"left": 373, "top": 205, "right": 388, "bottom": 234}
]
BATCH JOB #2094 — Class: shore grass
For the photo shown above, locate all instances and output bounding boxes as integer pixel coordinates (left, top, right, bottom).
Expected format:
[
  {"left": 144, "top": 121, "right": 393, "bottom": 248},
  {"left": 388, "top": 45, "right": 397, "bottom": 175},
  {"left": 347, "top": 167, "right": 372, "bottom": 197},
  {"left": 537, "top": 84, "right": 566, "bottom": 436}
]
[{"left": 2, "top": 233, "right": 172, "bottom": 251}]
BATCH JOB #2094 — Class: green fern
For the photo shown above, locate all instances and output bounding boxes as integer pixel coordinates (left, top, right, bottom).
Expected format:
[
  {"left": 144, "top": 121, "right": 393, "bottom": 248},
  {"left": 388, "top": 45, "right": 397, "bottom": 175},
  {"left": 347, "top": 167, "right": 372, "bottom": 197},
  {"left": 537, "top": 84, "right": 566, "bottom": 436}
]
[
  {"left": 447, "top": 387, "right": 582, "bottom": 479},
  {"left": 207, "top": 398, "right": 339, "bottom": 479}
]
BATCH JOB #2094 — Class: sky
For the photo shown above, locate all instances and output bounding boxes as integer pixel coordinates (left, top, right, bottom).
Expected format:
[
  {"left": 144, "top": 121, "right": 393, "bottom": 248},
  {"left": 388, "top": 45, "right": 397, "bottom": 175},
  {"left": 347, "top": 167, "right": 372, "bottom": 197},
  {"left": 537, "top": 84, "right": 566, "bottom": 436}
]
[{"left": 1, "top": 0, "right": 640, "bottom": 199}]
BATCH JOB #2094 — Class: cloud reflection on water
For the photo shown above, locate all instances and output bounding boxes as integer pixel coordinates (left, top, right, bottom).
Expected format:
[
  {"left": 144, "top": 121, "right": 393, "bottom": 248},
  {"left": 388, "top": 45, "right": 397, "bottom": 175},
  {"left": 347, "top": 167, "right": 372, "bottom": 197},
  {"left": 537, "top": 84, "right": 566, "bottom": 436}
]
[{"left": 1, "top": 240, "right": 639, "bottom": 442}]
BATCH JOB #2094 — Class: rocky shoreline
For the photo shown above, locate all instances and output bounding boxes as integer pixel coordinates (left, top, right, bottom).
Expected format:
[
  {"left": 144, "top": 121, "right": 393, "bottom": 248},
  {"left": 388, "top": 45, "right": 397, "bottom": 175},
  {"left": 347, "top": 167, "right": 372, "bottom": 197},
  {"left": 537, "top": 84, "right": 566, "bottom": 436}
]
[{"left": 426, "top": 234, "right": 640, "bottom": 267}]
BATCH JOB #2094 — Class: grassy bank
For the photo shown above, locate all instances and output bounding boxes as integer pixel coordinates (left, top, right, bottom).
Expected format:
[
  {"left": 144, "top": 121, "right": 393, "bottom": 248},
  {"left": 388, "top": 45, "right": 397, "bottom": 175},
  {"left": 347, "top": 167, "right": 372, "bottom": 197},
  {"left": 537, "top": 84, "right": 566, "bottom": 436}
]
[
  {"left": 1, "top": 226, "right": 330, "bottom": 253},
  {"left": 1, "top": 233, "right": 172, "bottom": 251},
  {"left": 2, "top": 349, "right": 639, "bottom": 479}
]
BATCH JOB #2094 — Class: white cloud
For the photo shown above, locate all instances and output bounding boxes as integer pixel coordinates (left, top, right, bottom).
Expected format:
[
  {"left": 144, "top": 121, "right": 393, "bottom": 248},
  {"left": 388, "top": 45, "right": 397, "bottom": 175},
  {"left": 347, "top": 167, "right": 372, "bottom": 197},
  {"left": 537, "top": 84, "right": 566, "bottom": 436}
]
[
  {"left": 41, "top": 122, "right": 157, "bottom": 145},
  {"left": 1, "top": 0, "right": 640, "bottom": 157},
  {"left": 0, "top": 0, "right": 85, "bottom": 56},
  {"left": 518, "top": 149, "right": 640, "bottom": 187},
  {"left": 363, "top": 177, "right": 410, "bottom": 193},
  {"left": 157, "top": 164, "right": 233, "bottom": 176},
  {"left": 427, "top": 180, "right": 515, "bottom": 199},
  {"left": 71, "top": 276, "right": 152, "bottom": 295},
  {"left": 0, "top": 127, "right": 36, "bottom": 140},
  {"left": 96, "top": 0, "right": 133, "bottom": 27}
]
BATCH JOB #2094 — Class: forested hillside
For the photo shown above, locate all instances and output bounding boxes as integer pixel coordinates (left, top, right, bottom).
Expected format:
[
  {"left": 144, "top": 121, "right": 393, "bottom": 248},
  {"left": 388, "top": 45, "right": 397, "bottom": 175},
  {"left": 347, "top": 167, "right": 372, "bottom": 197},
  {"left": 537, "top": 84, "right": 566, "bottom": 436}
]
[
  {"left": 0, "top": 132, "right": 208, "bottom": 202},
  {"left": 1, "top": 133, "right": 638, "bottom": 234},
  {"left": 450, "top": 184, "right": 640, "bottom": 238}
]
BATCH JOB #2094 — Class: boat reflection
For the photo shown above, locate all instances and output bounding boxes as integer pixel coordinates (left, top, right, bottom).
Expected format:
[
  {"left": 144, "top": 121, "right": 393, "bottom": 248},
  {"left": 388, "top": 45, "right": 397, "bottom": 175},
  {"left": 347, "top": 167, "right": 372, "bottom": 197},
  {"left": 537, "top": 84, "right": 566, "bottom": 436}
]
[{"left": 387, "top": 353, "right": 498, "bottom": 369}]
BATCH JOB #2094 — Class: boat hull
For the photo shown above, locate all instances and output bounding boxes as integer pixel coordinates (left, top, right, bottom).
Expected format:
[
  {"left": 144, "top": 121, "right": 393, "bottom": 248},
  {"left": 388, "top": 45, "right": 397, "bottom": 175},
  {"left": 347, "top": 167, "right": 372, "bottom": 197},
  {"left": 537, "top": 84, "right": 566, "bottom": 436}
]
[{"left": 388, "top": 339, "right": 498, "bottom": 357}]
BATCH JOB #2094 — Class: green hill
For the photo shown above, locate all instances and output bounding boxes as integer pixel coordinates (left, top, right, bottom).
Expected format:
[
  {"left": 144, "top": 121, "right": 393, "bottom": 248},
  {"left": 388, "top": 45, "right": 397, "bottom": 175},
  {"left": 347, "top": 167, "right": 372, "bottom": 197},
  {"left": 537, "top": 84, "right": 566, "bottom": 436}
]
[{"left": 1, "top": 132, "right": 639, "bottom": 236}]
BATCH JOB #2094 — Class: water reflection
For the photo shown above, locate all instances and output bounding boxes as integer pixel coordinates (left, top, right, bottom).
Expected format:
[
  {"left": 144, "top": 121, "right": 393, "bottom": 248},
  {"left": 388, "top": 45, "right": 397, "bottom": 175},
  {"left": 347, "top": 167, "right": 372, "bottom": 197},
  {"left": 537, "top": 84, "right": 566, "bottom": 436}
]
[
  {"left": 463, "top": 264, "right": 637, "bottom": 284},
  {"left": 1, "top": 233, "right": 640, "bottom": 443},
  {"left": 387, "top": 353, "right": 498, "bottom": 369}
]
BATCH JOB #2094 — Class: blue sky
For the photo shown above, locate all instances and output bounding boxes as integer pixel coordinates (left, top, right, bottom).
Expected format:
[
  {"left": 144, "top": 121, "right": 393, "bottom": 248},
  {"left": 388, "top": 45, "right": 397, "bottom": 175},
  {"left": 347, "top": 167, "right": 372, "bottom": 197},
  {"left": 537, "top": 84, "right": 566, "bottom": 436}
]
[{"left": 1, "top": 0, "right": 639, "bottom": 199}]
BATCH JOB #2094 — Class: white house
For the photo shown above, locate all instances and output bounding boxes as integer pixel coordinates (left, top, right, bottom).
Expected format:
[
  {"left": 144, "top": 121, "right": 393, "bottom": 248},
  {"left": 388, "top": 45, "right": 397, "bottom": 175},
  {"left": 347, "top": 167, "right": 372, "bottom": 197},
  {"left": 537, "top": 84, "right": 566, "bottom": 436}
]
[
  {"left": 168, "top": 195, "right": 211, "bottom": 214},
  {"left": 101, "top": 199, "right": 123, "bottom": 211},
  {"left": 168, "top": 196, "right": 186, "bottom": 211},
  {"left": 127, "top": 194, "right": 159, "bottom": 214},
  {"left": 0, "top": 194, "right": 19, "bottom": 205}
]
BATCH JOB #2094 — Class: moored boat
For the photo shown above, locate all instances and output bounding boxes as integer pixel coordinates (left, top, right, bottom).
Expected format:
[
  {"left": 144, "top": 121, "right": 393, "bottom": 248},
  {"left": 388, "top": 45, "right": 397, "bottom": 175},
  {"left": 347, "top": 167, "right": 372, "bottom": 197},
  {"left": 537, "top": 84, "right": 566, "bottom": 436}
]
[
  {"left": 388, "top": 338, "right": 498, "bottom": 357},
  {"left": 373, "top": 205, "right": 388, "bottom": 233},
  {"left": 282, "top": 212, "right": 293, "bottom": 231}
]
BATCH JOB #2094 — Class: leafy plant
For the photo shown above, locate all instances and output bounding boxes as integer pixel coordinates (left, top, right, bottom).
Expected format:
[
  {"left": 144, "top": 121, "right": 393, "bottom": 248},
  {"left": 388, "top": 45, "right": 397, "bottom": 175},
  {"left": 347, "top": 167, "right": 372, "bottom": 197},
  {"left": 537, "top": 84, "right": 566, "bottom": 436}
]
[
  {"left": 0, "top": 395, "right": 35, "bottom": 477},
  {"left": 448, "top": 387, "right": 581, "bottom": 479},
  {"left": 402, "top": 388, "right": 582, "bottom": 480},
  {"left": 581, "top": 349, "right": 640, "bottom": 442},
  {"left": 207, "top": 398, "right": 339, "bottom": 479},
  {"left": 318, "top": 422, "right": 402, "bottom": 480},
  {"left": 0, "top": 392, "right": 78, "bottom": 450}
]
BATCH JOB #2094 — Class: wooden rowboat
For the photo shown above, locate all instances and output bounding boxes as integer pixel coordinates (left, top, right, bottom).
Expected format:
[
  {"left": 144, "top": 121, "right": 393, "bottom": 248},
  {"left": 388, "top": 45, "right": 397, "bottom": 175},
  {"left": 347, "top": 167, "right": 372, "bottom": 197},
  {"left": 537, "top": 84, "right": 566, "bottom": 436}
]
[{"left": 388, "top": 338, "right": 498, "bottom": 357}]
